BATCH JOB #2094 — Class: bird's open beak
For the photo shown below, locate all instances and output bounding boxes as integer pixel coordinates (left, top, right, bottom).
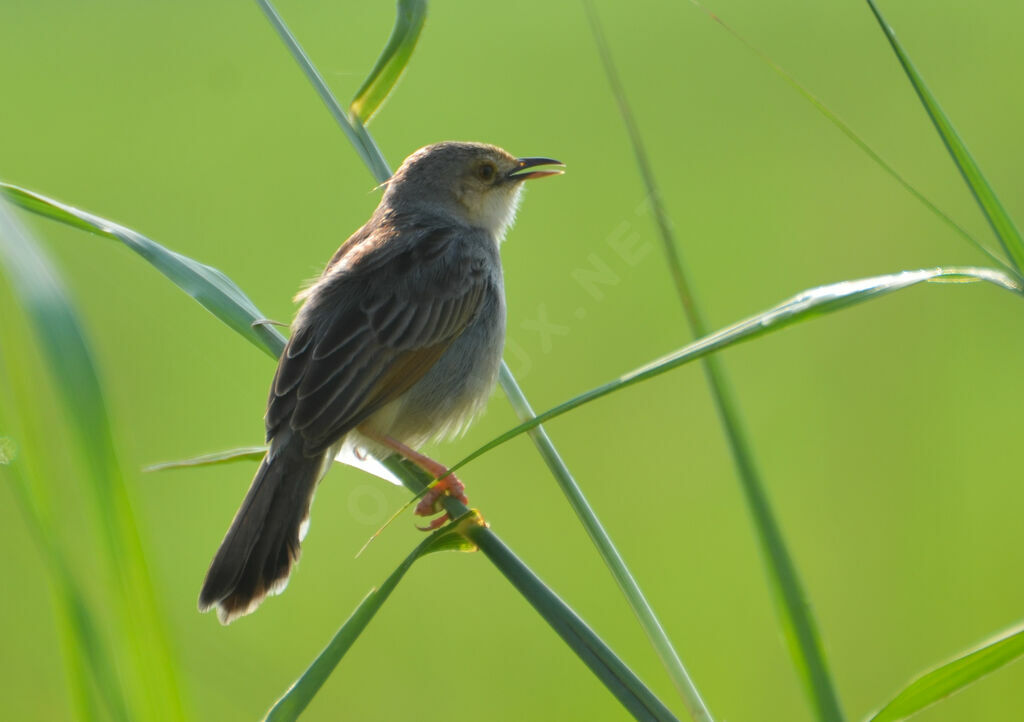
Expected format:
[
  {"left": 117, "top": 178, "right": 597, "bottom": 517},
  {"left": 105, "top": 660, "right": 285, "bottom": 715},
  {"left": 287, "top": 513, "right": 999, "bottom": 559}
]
[{"left": 508, "top": 157, "right": 565, "bottom": 181}]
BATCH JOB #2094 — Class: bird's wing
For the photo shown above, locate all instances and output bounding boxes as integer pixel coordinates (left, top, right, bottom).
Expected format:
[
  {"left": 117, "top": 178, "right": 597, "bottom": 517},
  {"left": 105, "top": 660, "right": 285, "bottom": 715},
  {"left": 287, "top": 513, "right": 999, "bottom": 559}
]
[{"left": 266, "top": 223, "right": 493, "bottom": 456}]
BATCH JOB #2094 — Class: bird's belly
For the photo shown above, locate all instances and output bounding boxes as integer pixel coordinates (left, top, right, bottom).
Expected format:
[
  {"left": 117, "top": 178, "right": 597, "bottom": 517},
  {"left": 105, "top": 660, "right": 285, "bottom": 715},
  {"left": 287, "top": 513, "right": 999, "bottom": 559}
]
[{"left": 370, "top": 291, "right": 505, "bottom": 448}]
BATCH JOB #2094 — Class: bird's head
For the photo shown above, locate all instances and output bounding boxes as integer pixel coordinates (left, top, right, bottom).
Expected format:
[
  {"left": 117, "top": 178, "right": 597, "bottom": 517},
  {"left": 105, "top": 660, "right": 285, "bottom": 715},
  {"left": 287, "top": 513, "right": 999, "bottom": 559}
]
[{"left": 383, "top": 141, "right": 564, "bottom": 241}]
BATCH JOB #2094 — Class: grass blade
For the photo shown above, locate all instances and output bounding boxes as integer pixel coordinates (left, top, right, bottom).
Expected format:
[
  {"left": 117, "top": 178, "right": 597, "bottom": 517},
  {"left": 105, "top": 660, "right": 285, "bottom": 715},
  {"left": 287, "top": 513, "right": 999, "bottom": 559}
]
[
  {"left": 349, "top": 0, "right": 427, "bottom": 124},
  {"left": 0, "top": 182, "right": 286, "bottom": 360},
  {"left": 385, "top": 458, "right": 681, "bottom": 722},
  {"left": 865, "top": 0, "right": 1024, "bottom": 275},
  {"left": 254, "top": 0, "right": 392, "bottom": 182},
  {"left": 0, "top": 197, "right": 186, "bottom": 720},
  {"left": 498, "top": 365, "right": 712, "bottom": 721},
  {"left": 144, "top": 446, "right": 268, "bottom": 471},
  {"left": 586, "top": 5, "right": 841, "bottom": 717},
  {"left": 467, "top": 522, "right": 680, "bottom": 722},
  {"left": 869, "top": 624, "right": 1024, "bottom": 722},
  {"left": 146, "top": 443, "right": 402, "bottom": 486},
  {"left": 686, "top": 0, "right": 1006, "bottom": 274},
  {"left": 265, "top": 517, "right": 475, "bottom": 721},
  {"left": 450, "top": 267, "right": 1021, "bottom": 475}
]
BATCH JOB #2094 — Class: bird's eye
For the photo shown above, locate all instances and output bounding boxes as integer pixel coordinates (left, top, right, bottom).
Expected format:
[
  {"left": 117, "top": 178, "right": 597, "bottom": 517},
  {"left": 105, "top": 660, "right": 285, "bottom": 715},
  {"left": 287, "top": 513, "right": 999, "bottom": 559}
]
[{"left": 477, "top": 163, "right": 496, "bottom": 182}]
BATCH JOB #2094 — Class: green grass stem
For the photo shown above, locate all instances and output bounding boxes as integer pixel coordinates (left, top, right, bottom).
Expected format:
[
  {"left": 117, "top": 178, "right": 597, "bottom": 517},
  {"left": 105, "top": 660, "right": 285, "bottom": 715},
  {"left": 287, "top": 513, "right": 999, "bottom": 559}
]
[
  {"left": 265, "top": 519, "right": 473, "bottom": 721},
  {"left": 687, "top": 0, "right": 1007, "bottom": 274},
  {"left": 0, "top": 197, "right": 186, "bottom": 720},
  {"left": 585, "top": 5, "right": 843, "bottom": 718},
  {"left": 865, "top": 0, "right": 1024, "bottom": 275},
  {"left": 497, "top": 371, "right": 712, "bottom": 721},
  {"left": 386, "top": 459, "right": 682, "bottom": 722},
  {"left": 254, "top": 0, "right": 392, "bottom": 182}
]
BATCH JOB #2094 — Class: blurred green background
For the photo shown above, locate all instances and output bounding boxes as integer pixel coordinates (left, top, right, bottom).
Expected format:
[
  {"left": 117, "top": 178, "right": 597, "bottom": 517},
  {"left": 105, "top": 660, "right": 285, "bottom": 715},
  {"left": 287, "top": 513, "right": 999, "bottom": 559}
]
[{"left": 3, "top": 1, "right": 1024, "bottom": 720}]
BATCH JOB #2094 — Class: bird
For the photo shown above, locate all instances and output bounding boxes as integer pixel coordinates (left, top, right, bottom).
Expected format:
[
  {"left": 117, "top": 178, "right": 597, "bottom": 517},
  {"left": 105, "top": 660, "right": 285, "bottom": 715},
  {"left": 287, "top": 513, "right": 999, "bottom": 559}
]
[{"left": 198, "top": 141, "right": 563, "bottom": 624}]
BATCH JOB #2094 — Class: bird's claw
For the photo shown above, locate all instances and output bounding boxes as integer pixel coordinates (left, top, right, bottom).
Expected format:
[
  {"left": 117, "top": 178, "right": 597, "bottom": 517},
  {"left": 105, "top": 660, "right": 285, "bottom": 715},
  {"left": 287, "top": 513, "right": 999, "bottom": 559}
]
[
  {"left": 414, "top": 475, "right": 467, "bottom": 531},
  {"left": 415, "top": 513, "right": 452, "bottom": 532}
]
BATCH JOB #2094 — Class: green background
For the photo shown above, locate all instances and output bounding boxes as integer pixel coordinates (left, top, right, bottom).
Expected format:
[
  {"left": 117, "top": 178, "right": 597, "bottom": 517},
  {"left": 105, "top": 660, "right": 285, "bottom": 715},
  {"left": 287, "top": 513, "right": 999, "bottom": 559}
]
[{"left": 3, "top": 1, "right": 1024, "bottom": 720}]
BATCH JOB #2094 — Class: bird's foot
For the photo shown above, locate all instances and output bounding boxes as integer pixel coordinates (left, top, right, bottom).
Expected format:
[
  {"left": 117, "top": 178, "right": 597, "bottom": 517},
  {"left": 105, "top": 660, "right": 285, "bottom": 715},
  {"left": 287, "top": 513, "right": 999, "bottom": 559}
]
[
  {"left": 415, "top": 474, "right": 468, "bottom": 531},
  {"left": 355, "top": 427, "right": 470, "bottom": 532}
]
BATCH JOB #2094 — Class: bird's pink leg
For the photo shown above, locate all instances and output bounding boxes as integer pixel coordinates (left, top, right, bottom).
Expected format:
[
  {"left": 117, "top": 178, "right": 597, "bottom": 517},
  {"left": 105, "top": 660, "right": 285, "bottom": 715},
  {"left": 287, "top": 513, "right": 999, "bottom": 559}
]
[{"left": 358, "top": 429, "right": 467, "bottom": 530}]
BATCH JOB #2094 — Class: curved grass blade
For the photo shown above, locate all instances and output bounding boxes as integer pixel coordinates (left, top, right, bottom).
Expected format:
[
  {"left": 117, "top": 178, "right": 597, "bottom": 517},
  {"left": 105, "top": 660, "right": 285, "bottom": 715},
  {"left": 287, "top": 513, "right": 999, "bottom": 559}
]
[
  {"left": 254, "top": 0, "right": 392, "bottom": 183},
  {"left": 450, "top": 267, "right": 1022, "bottom": 476},
  {"left": 148, "top": 442, "right": 402, "bottom": 485},
  {"left": 0, "top": 182, "right": 286, "bottom": 360},
  {"left": 0, "top": 197, "right": 186, "bottom": 720},
  {"left": 586, "top": 4, "right": 838, "bottom": 718},
  {"left": 144, "top": 446, "right": 268, "bottom": 472},
  {"left": 349, "top": 0, "right": 426, "bottom": 125},
  {"left": 685, "top": 0, "right": 1006, "bottom": 274},
  {"left": 865, "top": 0, "right": 1024, "bottom": 275},
  {"left": 869, "top": 623, "right": 1024, "bottom": 722},
  {"left": 265, "top": 515, "right": 476, "bottom": 721}
]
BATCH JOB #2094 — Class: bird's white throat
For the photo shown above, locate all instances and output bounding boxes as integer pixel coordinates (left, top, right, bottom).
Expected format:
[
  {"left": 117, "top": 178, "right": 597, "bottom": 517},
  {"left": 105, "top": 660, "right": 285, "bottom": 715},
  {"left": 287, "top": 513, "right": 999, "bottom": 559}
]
[{"left": 474, "top": 183, "right": 524, "bottom": 244}]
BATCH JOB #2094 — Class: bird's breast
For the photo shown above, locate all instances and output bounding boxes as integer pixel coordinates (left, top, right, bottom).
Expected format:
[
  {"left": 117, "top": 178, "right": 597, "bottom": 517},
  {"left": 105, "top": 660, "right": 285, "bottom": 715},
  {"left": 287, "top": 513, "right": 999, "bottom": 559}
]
[{"left": 376, "top": 280, "right": 506, "bottom": 447}]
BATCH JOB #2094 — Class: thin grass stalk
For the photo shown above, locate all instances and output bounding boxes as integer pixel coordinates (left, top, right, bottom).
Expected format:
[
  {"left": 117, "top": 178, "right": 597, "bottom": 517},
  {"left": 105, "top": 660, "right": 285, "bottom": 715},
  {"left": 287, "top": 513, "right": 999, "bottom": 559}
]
[
  {"left": 253, "top": 0, "right": 392, "bottom": 182},
  {"left": 265, "top": 522, "right": 464, "bottom": 721},
  {"left": 686, "top": 0, "right": 1007, "bottom": 274},
  {"left": 386, "top": 458, "right": 682, "bottom": 722},
  {"left": 588, "top": 6, "right": 843, "bottom": 717},
  {"left": 497, "top": 371, "right": 712, "bottom": 721},
  {"left": 865, "top": 0, "right": 1024, "bottom": 275},
  {"left": 467, "top": 523, "right": 680, "bottom": 722}
]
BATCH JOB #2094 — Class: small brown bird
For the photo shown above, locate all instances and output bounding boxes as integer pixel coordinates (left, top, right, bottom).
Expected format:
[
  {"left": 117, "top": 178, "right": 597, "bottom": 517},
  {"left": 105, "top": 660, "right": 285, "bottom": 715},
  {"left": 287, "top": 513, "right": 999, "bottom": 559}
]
[{"left": 198, "top": 142, "right": 563, "bottom": 623}]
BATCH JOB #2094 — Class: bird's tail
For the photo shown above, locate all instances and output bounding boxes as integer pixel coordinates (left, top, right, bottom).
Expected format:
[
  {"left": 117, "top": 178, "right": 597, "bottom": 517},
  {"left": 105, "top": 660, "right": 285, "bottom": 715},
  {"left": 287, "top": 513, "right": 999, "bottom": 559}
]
[{"left": 198, "top": 439, "right": 326, "bottom": 624}]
